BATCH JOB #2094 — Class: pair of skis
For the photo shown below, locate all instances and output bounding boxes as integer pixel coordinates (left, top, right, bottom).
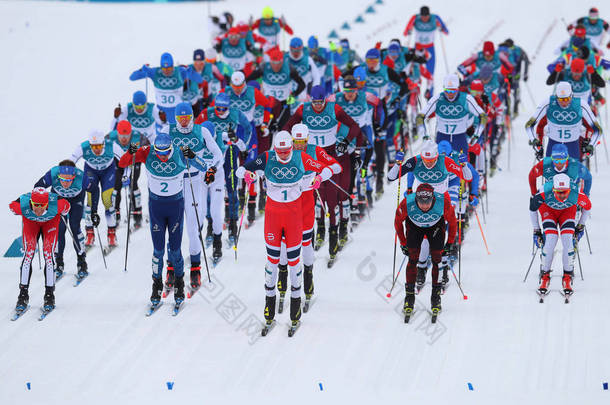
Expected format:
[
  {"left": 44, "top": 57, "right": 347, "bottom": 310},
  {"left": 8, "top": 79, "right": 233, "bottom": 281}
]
[
  {"left": 537, "top": 289, "right": 573, "bottom": 304},
  {"left": 11, "top": 305, "right": 54, "bottom": 322},
  {"left": 403, "top": 307, "right": 441, "bottom": 324},
  {"left": 261, "top": 320, "right": 301, "bottom": 337}
]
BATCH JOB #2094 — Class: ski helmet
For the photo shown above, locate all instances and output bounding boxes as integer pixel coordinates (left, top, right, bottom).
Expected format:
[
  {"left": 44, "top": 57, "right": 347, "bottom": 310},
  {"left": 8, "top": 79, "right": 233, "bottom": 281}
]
[
  {"left": 290, "top": 37, "right": 303, "bottom": 49},
  {"left": 291, "top": 123, "right": 309, "bottom": 141},
  {"left": 215, "top": 93, "right": 230, "bottom": 108},
  {"left": 443, "top": 73, "right": 460, "bottom": 90},
  {"left": 30, "top": 187, "right": 49, "bottom": 207},
  {"left": 415, "top": 183, "right": 435, "bottom": 207},
  {"left": 589, "top": 7, "right": 599, "bottom": 19},
  {"left": 310, "top": 85, "right": 326, "bottom": 102},
  {"left": 273, "top": 131, "right": 293, "bottom": 163},
  {"left": 470, "top": 79, "right": 484, "bottom": 94},
  {"left": 421, "top": 141, "right": 439, "bottom": 161},
  {"left": 437, "top": 140, "right": 452, "bottom": 156},
  {"left": 88, "top": 129, "right": 105, "bottom": 145},
  {"left": 262, "top": 6, "right": 273, "bottom": 19},
  {"left": 117, "top": 120, "right": 132, "bottom": 136},
  {"left": 133, "top": 90, "right": 146, "bottom": 106},
  {"left": 551, "top": 143, "right": 569, "bottom": 166},
  {"left": 231, "top": 71, "right": 246, "bottom": 87},
  {"left": 388, "top": 42, "right": 401, "bottom": 56},
  {"left": 160, "top": 52, "right": 174, "bottom": 68},
  {"left": 365, "top": 48, "right": 381, "bottom": 60},
  {"left": 574, "top": 25, "right": 586, "bottom": 38},
  {"left": 555, "top": 82, "right": 573, "bottom": 99},
  {"left": 58, "top": 163, "right": 76, "bottom": 179},
  {"left": 269, "top": 48, "right": 284, "bottom": 62},
  {"left": 308, "top": 35, "right": 319, "bottom": 49},
  {"left": 154, "top": 133, "right": 172, "bottom": 159},
  {"left": 175, "top": 102, "right": 193, "bottom": 118},
  {"left": 483, "top": 41, "right": 494, "bottom": 56},
  {"left": 193, "top": 49, "right": 205, "bottom": 61},
  {"left": 340, "top": 38, "right": 350, "bottom": 50},
  {"left": 353, "top": 66, "right": 367, "bottom": 83},
  {"left": 552, "top": 173, "right": 571, "bottom": 201}
]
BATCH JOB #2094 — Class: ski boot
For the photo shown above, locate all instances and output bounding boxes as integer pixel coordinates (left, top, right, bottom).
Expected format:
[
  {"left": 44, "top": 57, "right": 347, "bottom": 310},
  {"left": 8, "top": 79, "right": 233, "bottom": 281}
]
[
  {"left": 107, "top": 226, "right": 118, "bottom": 248},
  {"left": 314, "top": 218, "right": 325, "bottom": 251},
  {"left": 262, "top": 294, "right": 276, "bottom": 336},
  {"left": 562, "top": 271, "right": 574, "bottom": 296},
  {"left": 258, "top": 189, "right": 266, "bottom": 215},
  {"left": 174, "top": 276, "right": 185, "bottom": 304},
  {"left": 85, "top": 227, "right": 95, "bottom": 248},
  {"left": 303, "top": 265, "right": 314, "bottom": 312},
  {"left": 190, "top": 263, "right": 201, "bottom": 290},
  {"left": 43, "top": 286, "right": 55, "bottom": 311},
  {"left": 165, "top": 265, "right": 175, "bottom": 290},
  {"left": 151, "top": 276, "right": 163, "bottom": 305},
  {"left": 247, "top": 195, "right": 256, "bottom": 226},
  {"left": 441, "top": 264, "right": 450, "bottom": 290},
  {"left": 228, "top": 219, "right": 237, "bottom": 246},
  {"left": 375, "top": 176, "right": 384, "bottom": 199},
  {"left": 416, "top": 264, "right": 427, "bottom": 292},
  {"left": 16, "top": 284, "right": 29, "bottom": 312},
  {"left": 277, "top": 264, "right": 288, "bottom": 313},
  {"left": 54, "top": 256, "right": 65, "bottom": 280},
  {"left": 538, "top": 271, "right": 551, "bottom": 296},
  {"left": 76, "top": 253, "right": 88, "bottom": 279},
  {"left": 431, "top": 284, "right": 442, "bottom": 322},
  {"left": 403, "top": 283, "right": 415, "bottom": 322},
  {"left": 205, "top": 220, "right": 213, "bottom": 248},
  {"left": 133, "top": 208, "right": 143, "bottom": 229},
  {"left": 212, "top": 234, "right": 223, "bottom": 263},
  {"left": 288, "top": 295, "right": 302, "bottom": 337},
  {"left": 338, "top": 219, "right": 349, "bottom": 250},
  {"left": 116, "top": 208, "right": 121, "bottom": 223},
  {"left": 366, "top": 190, "right": 374, "bottom": 208},
  {"left": 328, "top": 225, "right": 339, "bottom": 266}
]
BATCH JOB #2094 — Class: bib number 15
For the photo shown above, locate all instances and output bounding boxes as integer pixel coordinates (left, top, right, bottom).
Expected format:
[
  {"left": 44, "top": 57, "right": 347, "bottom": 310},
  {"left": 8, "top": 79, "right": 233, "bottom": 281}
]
[{"left": 557, "top": 129, "right": 572, "bottom": 139}]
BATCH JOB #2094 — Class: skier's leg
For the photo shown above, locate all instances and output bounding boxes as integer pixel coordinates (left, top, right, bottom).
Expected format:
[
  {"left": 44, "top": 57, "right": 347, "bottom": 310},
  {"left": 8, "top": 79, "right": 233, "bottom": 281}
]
[{"left": 41, "top": 216, "right": 60, "bottom": 288}]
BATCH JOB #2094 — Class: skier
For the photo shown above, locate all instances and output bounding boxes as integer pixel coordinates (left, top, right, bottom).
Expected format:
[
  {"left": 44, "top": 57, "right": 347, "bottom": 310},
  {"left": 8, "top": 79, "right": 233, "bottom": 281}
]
[
  {"left": 71, "top": 130, "right": 125, "bottom": 250},
  {"left": 235, "top": 131, "right": 333, "bottom": 335},
  {"left": 394, "top": 183, "right": 457, "bottom": 321},
  {"left": 34, "top": 160, "right": 91, "bottom": 281},
  {"left": 528, "top": 143, "right": 592, "bottom": 196},
  {"left": 111, "top": 90, "right": 167, "bottom": 144},
  {"left": 545, "top": 58, "right": 605, "bottom": 106},
  {"left": 9, "top": 188, "right": 71, "bottom": 317},
  {"left": 276, "top": 124, "right": 341, "bottom": 312},
  {"left": 168, "top": 102, "right": 223, "bottom": 288},
  {"left": 201, "top": 48, "right": 233, "bottom": 100},
  {"left": 215, "top": 27, "right": 251, "bottom": 72},
  {"left": 109, "top": 120, "right": 144, "bottom": 228},
  {"left": 458, "top": 41, "right": 514, "bottom": 79},
  {"left": 402, "top": 5, "right": 449, "bottom": 77},
  {"left": 185, "top": 49, "right": 220, "bottom": 117},
  {"left": 283, "top": 85, "right": 368, "bottom": 262},
  {"left": 129, "top": 52, "right": 203, "bottom": 124},
  {"left": 566, "top": 8, "right": 609, "bottom": 50},
  {"left": 417, "top": 73, "right": 487, "bottom": 155},
  {"left": 530, "top": 173, "right": 591, "bottom": 298},
  {"left": 525, "top": 81, "right": 601, "bottom": 160},
  {"left": 287, "top": 37, "right": 322, "bottom": 95},
  {"left": 251, "top": 6, "right": 294, "bottom": 52},
  {"left": 118, "top": 134, "right": 194, "bottom": 313},
  {"left": 497, "top": 38, "right": 530, "bottom": 116}
]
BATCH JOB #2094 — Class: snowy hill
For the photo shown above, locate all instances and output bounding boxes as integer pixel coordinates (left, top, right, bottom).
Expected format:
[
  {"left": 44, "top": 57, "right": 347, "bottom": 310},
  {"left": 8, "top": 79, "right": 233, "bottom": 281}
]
[{"left": 1, "top": 0, "right": 610, "bottom": 404}]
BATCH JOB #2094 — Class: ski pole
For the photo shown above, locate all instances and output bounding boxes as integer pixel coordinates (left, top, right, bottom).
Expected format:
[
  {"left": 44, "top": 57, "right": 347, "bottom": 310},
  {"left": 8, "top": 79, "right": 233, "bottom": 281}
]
[
  {"left": 391, "top": 161, "right": 403, "bottom": 292},
  {"left": 228, "top": 144, "right": 240, "bottom": 261},
  {"left": 474, "top": 208, "right": 490, "bottom": 255},
  {"left": 584, "top": 225, "right": 592, "bottom": 254},
  {"left": 234, "top": 199, "right": 247, "bottom": 261},
  {"left": 439, "top": 33, "right": 449, "bottom": 75},
  {"left": 448, "top": 262, "right": 468, "bottom": 300},
  {"left": 183, "top": 149, "right": 211, "bottom": 283},
  {"left": 327, "top": 178, "right": 356, "bottom": 200},
  {"left": 386, "top": 254, "right": 407, "bottom": 298},
  {"left": 522, "top": 246, "right": 539, "bottom": 282},
  {"left": 61, "top": 215, "right": 81, "bottom": 255},
  {"left": 458, "top": 178, "right": 464, "bottom": 283},
  {"left": 123, "top": 151, "right": 136, "bottom": 272},
  {"left": 574, "top": 243, "right": 584, "bottom": 281},
  {"left": 94, "top": 224, "right": 108, "bottom": 270},
  {"left": 36, "top": 238, "right": 42, "bottom": 270}
]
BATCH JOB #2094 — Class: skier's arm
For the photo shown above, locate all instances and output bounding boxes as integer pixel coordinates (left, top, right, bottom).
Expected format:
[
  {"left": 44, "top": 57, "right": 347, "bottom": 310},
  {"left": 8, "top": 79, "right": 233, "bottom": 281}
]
[
  {"left": 525, "top": 102, "right": 550, "bottom": 142},
  {"left": 309, "top": 57, "right": 321, "bottom": 86},
  {"left": 315, "top": 146, "right": 342, "bottom": 174},
  {"left": 202, "top": 123, "right": 224, "bottom": 169},
  {"left": 417, "top": 94, "right": 440, "bottom": 126},
  {"left": 129, "top": 65, "right": 155, "bottom": 81},
  {"left": 467, "top": 163, "right": 479, "bottom": 195},
  {"left": 237, "top": 110, "right": 253, "bottom": 147},
  {"left": 112, "top": 143, "right": 126, "bottom": 159},
  {"left": 34, "top": 170, "right": 54, "bottom": 189},
  {"left": 403, "top": 15, "right": 416, "bottom": 36},
  {"left": 281, "top": 104, "right": 304, "bottom": 131},
  {"left": 70, "top": 145, "right": 83, "bottom": 163},
  {"left": 387, "top": 68, "right": 408, "bottom": 96},
  {"left": 581, "top": 103, "right": 602, "bottom": 145},
  {"left": 445, "top": 157, "right": 472, "bottom": 181},
  {"left": 387, "top": 156, "right": 418, "bottom": 181},
  {"left": 578, "top": 163, "right": 592, "bottom": 196},
  {"left": 245, "top": 66, "right": 263, "bottom": 82},
  {"left": 529, "top": 193, "right": 545, "bottom": 229},
  {"left": 9, "top": 199, "right": 22, "bottom": 216},
  {"left": 194, "top": 108, "right": 209, "bottom": 125},
  {"left": 528, "top": 161, "right": 544, "bottom": 195},
  {"left": 435, "top": 15, "right": 449, "bottom": 34},
  {"left": 290, "top": 67, "right": 307, "bottom": 97},
  {"left": 236, "top": 152, "right": 268, "bottom": 177},
  {"left": 118, "top": 146, "right": 150, "bottom": 167},
  {"left": 406, "top": 172, "right": 415, "bottom": 190},
  {"left": 278, "top": 18, "right": 294, "bottom": 35},
  {"left": 465, "top": 94, "right": 486, "bottom": 141},
  {"left": 335, "top": 104, "right": 366, "bottom": 146},
  {"left": 443, "top": 194, "right": 457, "bottom": 243},
  {"left": 577, "top": 193, "right": 592, "bottom": 225},
  {"left": 57, "top": 199, "right": 71, "bottom": 216},
  {"left": 110, "top": 105, "right": 128, "bottom": 131},
  {"left": 302, "top": 154, "right": 333, "bottom": 181},
  {"left": 394, "top": 198, "right": 408, "bottom": 246},
  {"left": 181, "top": 65, "right": 203, "bottom": 84}
]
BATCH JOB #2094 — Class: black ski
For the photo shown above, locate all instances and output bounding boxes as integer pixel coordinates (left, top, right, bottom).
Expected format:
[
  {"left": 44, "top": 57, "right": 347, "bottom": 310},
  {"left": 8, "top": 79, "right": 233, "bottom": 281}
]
[
  {"left": 303, "top": 297, "right": 313, "bottom": 313},
  {"left": 431, "top": 308, "right": 441, "bottom": 323},
  {"left": 261, "top": 320, "right": 276, "bottom": 336},
  {"left": 288, "top": 320, "right": 301, "bottom": 337},
  {"left": 404, "top": 308, "right": 414, "bottom": 323},
  {"left": 278, "top": 293, "right": 285, "bottom": 314}
]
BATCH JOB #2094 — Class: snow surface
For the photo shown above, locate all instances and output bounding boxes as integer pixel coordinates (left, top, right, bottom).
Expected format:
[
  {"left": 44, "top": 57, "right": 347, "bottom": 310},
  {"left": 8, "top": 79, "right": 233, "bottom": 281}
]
[{"left": 1, "top": 0, "right": 610, "bottom": 404}]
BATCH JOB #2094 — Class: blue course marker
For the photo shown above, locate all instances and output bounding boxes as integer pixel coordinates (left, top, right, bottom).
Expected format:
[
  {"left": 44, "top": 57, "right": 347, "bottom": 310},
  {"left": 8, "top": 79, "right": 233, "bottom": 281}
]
[
  {"left": 319, "top": 383, "right": 323, "bottom": 391},
  {"left": 467, "top": 383, "right": 474, "bottom": 391},
  {"left": 603, "top": 382, "right": 608, "bottom": 390},
  {"left": 167, "top": 382, "right": 174, "bottom": 390}
]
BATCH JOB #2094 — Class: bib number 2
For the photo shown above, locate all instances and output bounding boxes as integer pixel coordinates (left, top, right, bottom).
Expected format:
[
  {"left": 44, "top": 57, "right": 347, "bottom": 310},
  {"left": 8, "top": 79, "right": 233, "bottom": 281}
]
[{"left": 160, "top": 182, "right": 168, "bottom": 193}]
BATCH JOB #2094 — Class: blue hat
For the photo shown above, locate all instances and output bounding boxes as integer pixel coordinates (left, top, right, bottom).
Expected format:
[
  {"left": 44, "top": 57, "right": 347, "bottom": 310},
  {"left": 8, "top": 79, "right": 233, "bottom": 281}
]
[
  {"left": 365, "top": 48, "right": 380, "bottom": 60},
  {"left": 438, "top": 140, "right": 452, "bottom": 156},
  {"left": 308, "top": 35, "right": 319, "bottom": 49},
  {"left": 160, "top": 52, "right": 174, "bottom": 68},
  {"left": 58, "top": 165, "right": 76, "bottom": 177},
  {"left": 551, "top": 143, "right": 569, "bottom": 161},
  {"left": 175, "top": 102, "right": 193, "bottom": 118},
  {"left": 193, "top": 49, "right": 205, "bottom": 61},
  {"left": 310, "top": 85, "right": 326, "bottom": 101},
  {"left": 215, "top": 93, "right": 231, "bottom": 108},
  {"left": 290, "top": 37, "right": 303, "bottom": 48},
  {"left": 133, "top": 91, "right": 146, "bottom": 106},
  {"left": 388, "top": 43, "right": 401, "bottom": 55},
  {"left": 247, "top": 80, "right": 260, "bottom": 90},
  {"left": 354, "top": 66, "right": 367, "bottom": 82},
  {"left": 340, "top": 38, "right": 350, "bottom": 49},
  {"left": 154, "top": 133, "right": 172, "bottom": 154}
]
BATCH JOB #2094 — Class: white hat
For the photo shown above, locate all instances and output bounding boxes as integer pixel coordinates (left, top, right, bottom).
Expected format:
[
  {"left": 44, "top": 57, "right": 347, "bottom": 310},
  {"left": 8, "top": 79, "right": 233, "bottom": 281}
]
[
  {"left": 231, "top": 71, "right": 245, "bottom": 86},
  {"left": 421, "top": 140, "right": 439, "bottom": 160},
  {"left": 443, "top": 73, "right": 460, "bottom": 90},
  {"left": 88, "top": 129, "right": 105, "bottom": 145},
  {"left": 555, "top": 81, "right": 572, "bottom": 98},
  {"left": 274, "top": 131, "right": 293, "bottom": 150},
  {"left": 553, "top": 173, "right": 570, "bottom": 190},
  {"left": 291, "top": 123, "right": 309, "bottom": 141},
  {"left": 205, "top": 48, "right": 217, "bottom": 61}
]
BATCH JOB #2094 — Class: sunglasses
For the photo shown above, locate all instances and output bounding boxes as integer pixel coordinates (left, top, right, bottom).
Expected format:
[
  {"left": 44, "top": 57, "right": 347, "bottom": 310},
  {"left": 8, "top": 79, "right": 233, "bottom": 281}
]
[
  {"left": 30, "top": 201, "right": 48, "bottom": 209},
  {"left": 228, "top": 35, "right": 241, "bottom": 41},
  {"left": 134, "top": 103, "right": 146, "bottom": 110},
  {"left": 553, "top": 188, "right": 570, "bottom": 197},
  {"left": 422, "top": 156, "right": 437, "bottom": 164},
  {"left": 270, "top": 60, "right": 283, "bottom": 65},
  {"left": 90, "top": 144, "right": 104, "bottom": 149},
  {"left": 470, "top": 90, "right": 482, "bottom": 97},
  {"left": 176, "top": 114, "right": 193, "bottom": 121},
  {"left": 154, "top": 147, "right": 172, "bottom": 156},
  {"left": 444, "top": 88, "right": 458, "bottom": 95},
  {"left": 161, "top": 67, "right": 173, "bottom": 73},
  {"left": 58, "top": 174, "right": 75, "bottom": 181},
  {"left": 552, "top": 157, "right": 568, "bottom": 165},
  {"left": 557, "top": 96, "right": 571, "bottom": 103},
  {"left": 293, "top": 139, "right": 308, "bottom": 146},
  {"left": 343, "top": 88, "right": 357, "bottom": 93},
  {"left": 312, "top": 99, "right": 325, "bottom": 105},
  {"left": 215, "top": 106, "right": 228, "bottom": 113}
]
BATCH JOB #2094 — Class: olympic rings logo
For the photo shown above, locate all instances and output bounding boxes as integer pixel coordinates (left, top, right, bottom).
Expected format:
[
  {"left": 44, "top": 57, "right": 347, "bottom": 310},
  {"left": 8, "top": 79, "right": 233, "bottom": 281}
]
[
  {"left": 266, "top": 72, "right": 289, "bottom": 84},
  {"left": 173, "top": 137, "right": 200, "bottom": 149},
  {"left": 157, "top": 77, "right": 179, "bottom": 88},
  {"left": 215, "top": 121, "right": 231, "bottom": 132},
  {"left": 367, "top": 75, "right": 385, "bottom": 86},
  {"left": 88, "top": 156, "right": 110, "bottom": 165},
  {"left": 417, "top": 170, "right": 444, "bottom": 181},
  {"left": 224, "top": 47, "right": 244, "bottom": 57},
  {"left": 438, "top": 105, "right": 464, "bottom": 116},
  {"left": 551, "top": 110, "right": 578, "bottom": 122},
  {"left": 271, "top": 166, "right": 298, "bottom": 179},
  {"left": 232, "top": 99, "right": 253, "bottom": 111},
  {"left": 151, "top": 161, "right": 177, "bottom": 173},
  {"left": 412, "top": 213, "right": 441, "bottom": 222},
  {"left": 571, "top": 81, "right": 586, "bottom": 91},
  {"left": 547, "top": 200, "right": 571, "bottom": 210},
  {"left": 305, "top": 115, "right": 332, "bottom": 127},
  {"left": 295, "top": 64, "right": 308, "bottom": 75},
  {"left": 58, "top": 187, "right": 81, "bottom": 197},
  {"left": 131, "top": 117, "right": 153, "bottom": 127},
  {"left": 254, "top": 108, "right": 264, "bottom": 118},
  {"left": 342, "top": 104, "right": 364, "bottom": 116}
]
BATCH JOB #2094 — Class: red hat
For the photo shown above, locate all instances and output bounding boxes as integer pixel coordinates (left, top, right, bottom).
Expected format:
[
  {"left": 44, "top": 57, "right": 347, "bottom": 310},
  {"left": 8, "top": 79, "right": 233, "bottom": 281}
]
[
  {"left": 228, "top": 27, "right": 240, "bottom": 36},
  {"left": 470, "top": 79, "right": 484, "bottom": 92},
  {"left": 117, "top": 120, "right": 132, "bottom": 135},
  {"left": 570, "top": 58, "right": 585, "bottom": 74},
  {"left": 483, "top": 41, "right": 494, "bottom": 55},
  {"left": 31, "top": 187, "right": 49, "bottom": 206},
  {"left": 574, "top": 27, "right": 586, "bottom": 38},
  {"left": 269, "top": 48, "right": 283, "bottom": 62}
]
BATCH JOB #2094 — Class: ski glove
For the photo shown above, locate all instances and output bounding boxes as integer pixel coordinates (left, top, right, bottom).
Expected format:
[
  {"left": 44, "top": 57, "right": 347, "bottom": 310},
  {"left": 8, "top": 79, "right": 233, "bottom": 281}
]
[
  {"left": 458, "top": 152, "right": 468, "bottom": 165},
  {"left": 443, "top": 242, "right": 457, "bottom": 257},
  {"left": 91, "top": 212, "right": 101, "bottom": 227},
  {"left": 227, "top": 127, "right": 238, "bottom": 143},
  {"left": 311, "top": 174, "right": 322, "bottom": 190},
  {"left": 158, "top": 110, "right": 167, "bottom": 123},
  {"left": 574, "top": 224, "right": 585, "bottom": 242},
  {"left": 128, "top": 143, "right": 138, "bottom": 155},
  {"left": 244, "top": 171, "right": 256, "bottom": 186},
  {"left": 204, "top": 167, "right": 217, "bottom": 184},
  {"left": 533, "top": 229, "right": 544, "bottom": 248},
  {"left": 395, "top": 151, "right": 405, "bottom": 163},
  {"left": 457, "top": 65, "right": 468, "bottom": 76},
  {"left": 401, "top": 245, "right": 409, "bottom": 255},
  {"left": 182, "top": 146, "right": 196, "bottom": 159},
  {"left": 113, "top": 105, "right": 122, "bottom": 119},
  {"left": 581, "top": 140, "right": 594, "bottom": 156},
  {"left": 469, "top": 194, "right": 479, "bottom": 207},
  {"left": 336, "top": 139, "right": 349, "bottom": 155}
]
